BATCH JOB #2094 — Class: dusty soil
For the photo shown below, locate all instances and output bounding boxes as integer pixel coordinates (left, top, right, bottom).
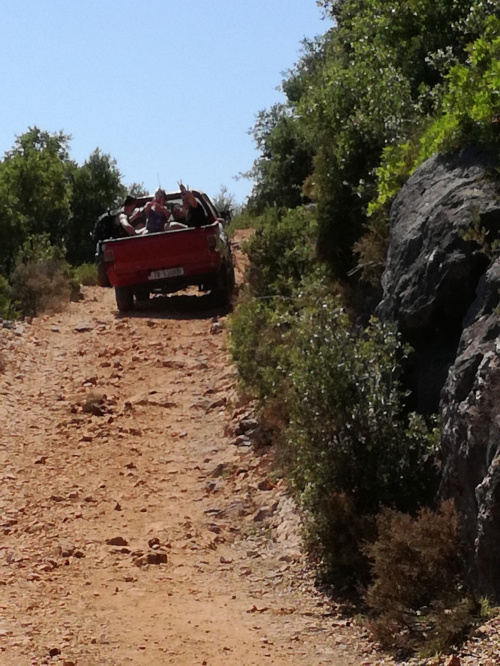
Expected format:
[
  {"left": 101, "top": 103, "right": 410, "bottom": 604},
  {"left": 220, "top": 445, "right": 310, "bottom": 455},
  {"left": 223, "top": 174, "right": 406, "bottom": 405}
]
[{"left": 0, "top": 233, "right": 499, "bottom": 665}]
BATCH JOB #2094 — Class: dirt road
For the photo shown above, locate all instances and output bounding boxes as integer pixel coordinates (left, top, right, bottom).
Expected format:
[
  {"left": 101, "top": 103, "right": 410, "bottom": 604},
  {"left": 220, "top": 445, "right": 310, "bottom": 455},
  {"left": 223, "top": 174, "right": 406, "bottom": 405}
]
[{"left": 0, "top": 239, "right": 390, "bottom": 665}]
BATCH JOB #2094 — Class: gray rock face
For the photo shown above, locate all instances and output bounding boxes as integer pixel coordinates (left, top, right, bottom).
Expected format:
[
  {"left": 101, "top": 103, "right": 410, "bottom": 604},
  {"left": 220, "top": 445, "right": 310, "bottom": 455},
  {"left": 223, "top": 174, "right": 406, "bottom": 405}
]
[
  {"left": 378, "top": 152, "right": 500, "bottom": 332},
  {"left": 377, "top": 149, "right": 500, "bottom": 413},
  {"left": 377, "top": 147, "right": 500, "bottom": 598},
  {"left": 378, "top": 149, "right": 500, "bottom": 339},
  {"left": 440, "top": 315, "right": 500, "bottom": 597}
]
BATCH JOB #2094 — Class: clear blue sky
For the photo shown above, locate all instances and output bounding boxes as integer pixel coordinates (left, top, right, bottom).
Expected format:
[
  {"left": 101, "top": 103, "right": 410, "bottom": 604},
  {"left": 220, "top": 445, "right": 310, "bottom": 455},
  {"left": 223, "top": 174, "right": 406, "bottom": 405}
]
[{"left": 0, "top": 1, "right": 331, "bottom": 205}]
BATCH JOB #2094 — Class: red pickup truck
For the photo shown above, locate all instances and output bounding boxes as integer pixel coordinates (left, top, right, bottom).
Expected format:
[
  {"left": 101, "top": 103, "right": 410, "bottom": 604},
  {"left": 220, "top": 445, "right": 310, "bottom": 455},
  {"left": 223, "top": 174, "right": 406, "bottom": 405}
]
[{"left": 97, "top": 190, "right": 235, "bottom": 313}]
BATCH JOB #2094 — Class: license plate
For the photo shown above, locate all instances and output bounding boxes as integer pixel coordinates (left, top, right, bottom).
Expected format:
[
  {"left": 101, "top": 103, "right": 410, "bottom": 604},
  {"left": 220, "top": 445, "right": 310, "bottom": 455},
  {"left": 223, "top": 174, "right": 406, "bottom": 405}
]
[{"left": 148, "top": 267, "right": 184, "bottom": 280}]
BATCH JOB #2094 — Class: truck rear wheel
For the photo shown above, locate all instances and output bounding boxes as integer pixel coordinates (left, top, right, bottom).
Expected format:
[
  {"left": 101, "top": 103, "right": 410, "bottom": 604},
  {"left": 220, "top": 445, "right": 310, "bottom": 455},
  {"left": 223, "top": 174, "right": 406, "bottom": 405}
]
[
  {"left": 97, "top": 261, "right": 111, "bottom": 287},
  {"left": 134, "top": 288, "right": 150, "bottom": 303},
  {"left": 212, "top": 263, "right": 234, "bottom": 307},
  {"left": 115, "top": 286, "right": 134, "bottom": 313}
]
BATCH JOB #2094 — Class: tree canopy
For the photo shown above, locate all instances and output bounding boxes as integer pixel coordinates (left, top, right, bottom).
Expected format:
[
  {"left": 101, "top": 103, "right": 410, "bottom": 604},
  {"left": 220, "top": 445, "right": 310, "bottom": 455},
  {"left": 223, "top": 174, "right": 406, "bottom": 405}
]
[
  {"left": 0, "top": 127, "right": 128, "bottom": 276},
  {"left": 247, "top": 0, "right": 500, "bottom": 275}
]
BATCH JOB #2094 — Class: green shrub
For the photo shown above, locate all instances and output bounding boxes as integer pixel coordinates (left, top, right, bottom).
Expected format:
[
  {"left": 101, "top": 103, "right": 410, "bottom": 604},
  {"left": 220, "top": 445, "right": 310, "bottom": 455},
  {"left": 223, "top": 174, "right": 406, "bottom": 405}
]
[
  {"left": 0, "top": 275, "right": 19, "bottom": 320},
  {"left": 230, "top": 204, "right": 321, "bottom": 419},
  {"left": 417, "top": 16, "right": 500, "bottom": 162},
  {"left": 353, "top": 209, "right": 392, "bottom": 286},
  {"left": 10, "top": 234, "right": 72, "bottom": 317},
  {"left": 230, "top": 263, "right": 333, "bottom": 408},
  {"left": 232, "top": 272, "right": 439, "bottom": 584},
  {"left": 243, "top": 206, "right": 318, "bottom": 298},
  {"left": 358, "top": 18, "right": 500, "bottom": 286},
  {"left": 284, "top": 288, "right": 439, "bottom": 581},
  {"left": 72, "top": 263, "right": 98, "bottom": 286},
  {"left": 302, "top": 490, "right": 377, "bottom": 585},
  {"left": 365, "top": 501, "right": 477, "bottom": 655},
  {"left": 230, "top": 208, "right": 440, "bottom": 588},
  {"left": 230, "top": 289, "right": 292, "bottom": 403},
  {"left": 225, "top": 209, "right": 257, "bottom": 236},
  {"left": 367, "top": 17, "right": 500, "bottom": 240}
]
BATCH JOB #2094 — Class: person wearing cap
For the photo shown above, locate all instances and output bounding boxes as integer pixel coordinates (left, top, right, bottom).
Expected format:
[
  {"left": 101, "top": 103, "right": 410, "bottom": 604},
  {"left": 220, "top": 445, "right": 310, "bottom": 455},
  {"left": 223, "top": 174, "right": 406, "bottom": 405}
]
[{"left": 118, "top": 195, "right": 142, "bottom": 235}]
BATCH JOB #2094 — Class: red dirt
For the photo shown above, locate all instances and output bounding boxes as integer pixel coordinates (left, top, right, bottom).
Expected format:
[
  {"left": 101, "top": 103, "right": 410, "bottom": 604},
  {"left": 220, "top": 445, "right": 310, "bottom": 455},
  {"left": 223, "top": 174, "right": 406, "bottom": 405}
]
[{"left": 0, "top": 233, "right": 454, "bottom": 665}]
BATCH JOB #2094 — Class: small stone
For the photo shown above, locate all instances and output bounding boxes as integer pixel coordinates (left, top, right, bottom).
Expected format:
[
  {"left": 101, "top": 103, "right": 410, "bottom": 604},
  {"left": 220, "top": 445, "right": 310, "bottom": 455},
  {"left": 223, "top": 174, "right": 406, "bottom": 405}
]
[
  {"left": 236, "top": 418, "right": 259, "bottom": 435},
  {"left": 233, "top": 435, "right": 251, "bottom": 447},
  {"left": 145, "top": 552, "right": 167, "bottom": 565},
  {"left": 208, "top": 524, "right": 221, "bottom": 534},
  {"left": 257, "top": 479, "right": 275, "bottom": 491},
  {"left": 205, "top": 481, "right": 217, "bottom": 494},
  {"left": 106, "top": 536, "right": 129, "bottom": 547},
  {"left": 445, "top": 657, "right": 461, "bottom": 666},
  {"left": 60, "top": 546, "right": 74, "bottom": 558},
  {"left": 253, "top": 503, "right": 279, "bottom": 522},
  {"left": 74, "top": 322, "right": 94, "bottom": 332},
  {"left": 210, "top": 463, "right": 226, "bottom": 478}
]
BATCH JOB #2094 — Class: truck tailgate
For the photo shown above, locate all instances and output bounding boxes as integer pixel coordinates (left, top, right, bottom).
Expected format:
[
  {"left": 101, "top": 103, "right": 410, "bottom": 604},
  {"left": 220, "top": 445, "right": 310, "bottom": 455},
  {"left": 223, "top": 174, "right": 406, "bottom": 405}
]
[{"left": 103, "top": 225, "right": 222, "bottom": 288}]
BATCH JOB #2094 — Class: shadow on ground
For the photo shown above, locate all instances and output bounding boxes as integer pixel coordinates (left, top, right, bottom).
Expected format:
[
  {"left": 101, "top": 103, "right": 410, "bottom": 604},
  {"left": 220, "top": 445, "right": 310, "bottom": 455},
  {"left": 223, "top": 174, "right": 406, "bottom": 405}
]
[{"left": 115, "top": 290, "right": 233, "bottom": 321}]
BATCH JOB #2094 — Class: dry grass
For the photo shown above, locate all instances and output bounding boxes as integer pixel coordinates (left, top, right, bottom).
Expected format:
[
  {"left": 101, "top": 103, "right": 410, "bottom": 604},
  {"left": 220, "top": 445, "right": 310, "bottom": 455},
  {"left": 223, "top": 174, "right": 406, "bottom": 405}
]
[
  {"left": 11, "top": 258, "right": 71, "bottom": 317},
  {"left": 365, "top": 501, "right": 477, "bottom": 656}
]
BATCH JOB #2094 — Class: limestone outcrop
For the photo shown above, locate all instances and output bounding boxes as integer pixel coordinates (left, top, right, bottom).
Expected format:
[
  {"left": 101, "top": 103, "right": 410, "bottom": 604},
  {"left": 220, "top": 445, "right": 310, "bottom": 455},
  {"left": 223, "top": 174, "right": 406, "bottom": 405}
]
[{"left": 376, "top": 147, "right": 500, "bottom": 597}]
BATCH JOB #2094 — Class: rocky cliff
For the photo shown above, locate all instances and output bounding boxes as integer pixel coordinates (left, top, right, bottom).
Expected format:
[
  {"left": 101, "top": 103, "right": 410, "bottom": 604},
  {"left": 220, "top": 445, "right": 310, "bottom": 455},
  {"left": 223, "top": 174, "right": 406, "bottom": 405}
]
[{"left": 376, "top": 147, "right": 500, "bottom": 598}]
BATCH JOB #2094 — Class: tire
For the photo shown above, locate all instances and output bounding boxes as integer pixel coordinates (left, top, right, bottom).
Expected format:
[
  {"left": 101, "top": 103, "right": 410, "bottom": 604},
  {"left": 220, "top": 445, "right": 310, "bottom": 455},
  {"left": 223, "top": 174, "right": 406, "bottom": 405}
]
[
  {"left": 228, "top": 263, "right": 236, "bottom": 290},
  {"left": 212, "top": 263, "right": 233, "bottom": 307},
  {"left": 115, "top": 286, "right": 134, "bottom": 313},
  {"left": 97, "top": 261, "right": 111, "bottom": 287},
  {"left": 135, "top": 288, "right": 150, "bottom": 303}
]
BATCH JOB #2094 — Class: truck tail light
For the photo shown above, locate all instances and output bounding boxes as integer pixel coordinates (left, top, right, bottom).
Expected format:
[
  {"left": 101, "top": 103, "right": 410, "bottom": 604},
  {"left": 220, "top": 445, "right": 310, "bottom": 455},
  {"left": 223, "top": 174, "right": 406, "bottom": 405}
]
[
  {"left": 104, "top": 248, "right": 115, "bottom": 263},
  {"left": 207, "top": 235, "right": 218, "bottom": 252}
]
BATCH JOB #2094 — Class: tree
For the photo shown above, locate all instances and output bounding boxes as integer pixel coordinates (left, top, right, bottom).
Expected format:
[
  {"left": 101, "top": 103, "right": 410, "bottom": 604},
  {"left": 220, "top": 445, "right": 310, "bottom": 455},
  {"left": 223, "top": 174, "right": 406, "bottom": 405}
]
[
  {"left": 212, "top": 185, "right": 240, "bottom": 221},
  {"left": 246, "top": 104, "right": 315, "bottom": 214},
  {"left": 66, "top": 149, "right": 126, "bottom": 265},
  {"left": 0, "top": 127, "right": 73, "bottom": 275},
  {"left": 299, "top": 0, "right": 498, "bottom": 273},
  {"left": 0, "top": 187, "right": 23, "bottom": 277},
  {"left": 245, "top": 1, "right": 498, "bottom": 274},
  {"left": 127, "top": 182, "right": 149, "bottom": 197}
]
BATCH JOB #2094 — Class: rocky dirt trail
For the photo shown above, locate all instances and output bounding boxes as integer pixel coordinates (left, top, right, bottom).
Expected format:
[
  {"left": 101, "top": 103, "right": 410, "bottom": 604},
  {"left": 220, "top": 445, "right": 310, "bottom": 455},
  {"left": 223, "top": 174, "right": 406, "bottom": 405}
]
[
  {"left": 4, "top": 237, "right": 499, "bottom": 666},
  {"left": 0, "top": 235, "right": 395, "bottom": 666}
]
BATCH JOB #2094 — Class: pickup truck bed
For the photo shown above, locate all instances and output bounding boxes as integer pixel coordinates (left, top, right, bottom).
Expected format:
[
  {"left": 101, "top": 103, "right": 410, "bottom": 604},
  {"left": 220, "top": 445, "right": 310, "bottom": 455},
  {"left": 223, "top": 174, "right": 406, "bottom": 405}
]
[{"left": 102, "top": 222, "right": 235, "bottom": 312}]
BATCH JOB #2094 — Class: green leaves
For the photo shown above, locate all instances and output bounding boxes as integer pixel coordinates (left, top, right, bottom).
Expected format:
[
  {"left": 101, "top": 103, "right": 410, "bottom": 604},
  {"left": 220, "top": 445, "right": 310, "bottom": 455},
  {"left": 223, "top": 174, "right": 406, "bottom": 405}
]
[
  {"left": 246, "top": 105, "right": 315, "bottom": 214},
  {"left": 231, "top": 270, "right": 439, "bottom": 581},
  {"left": 0, "top": 127, "right": 73, "bottom": 245},
  {"left": 243, "top": 206, "right": 318, "bottom": 298},
  {"left": 0, "top": 128, "right": 128, "bottom": 278},
  {"left": 234, "top": 0, "right": 500, "bottom": 588},
  {"left": 67, "top": 148, "right": 126, "bottom": 265},
  {"left": 248, "top": 0, "right": 499, "bottom": 276}
]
